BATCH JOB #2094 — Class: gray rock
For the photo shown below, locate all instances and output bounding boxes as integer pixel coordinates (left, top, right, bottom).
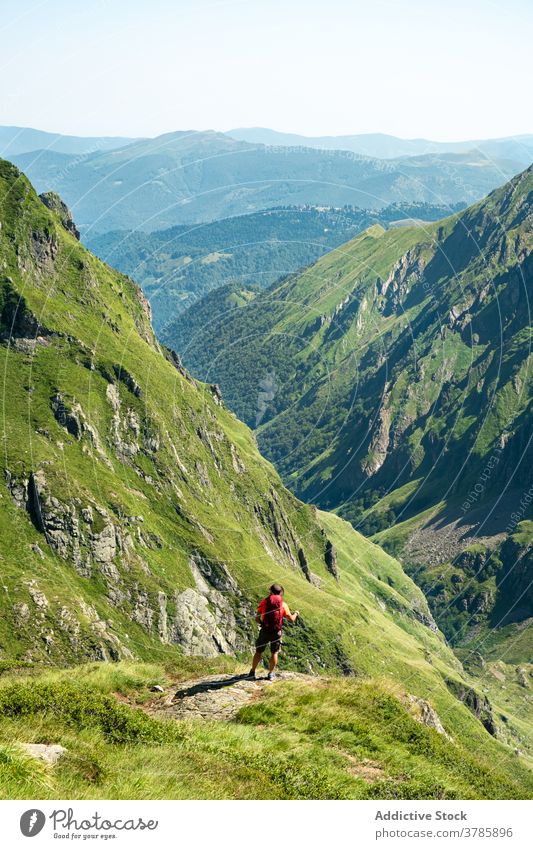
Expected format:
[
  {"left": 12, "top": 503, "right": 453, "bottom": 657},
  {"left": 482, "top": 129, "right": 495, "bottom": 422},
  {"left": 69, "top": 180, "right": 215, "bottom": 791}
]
[
  {"left": 27, "top": 580, "right": 49, "bottom": 609},
  {"left": 158, "top": 591, "right": 169, "bottom": 643},
  {"left": 172, "top": 587, "right": 229, "bottom": 657},
  {"left": 131, "top": 588, "right": 154, "bottom": 630},
  {"left": 113, "top": 364, "right": 142, "bottom": 397},
  {"left": 407, "top": 694, "right": 451, "bottom": 739},
  {"left": 171, "top": 555, "right": 253, "bottom": 657},
  {"left": 39, "top": 191, "right": 80, "bottom": 240},
  {"left": 446, "top": 678, "right": 497, "bottom": 736},
  {"left": 21, "top": 743, "right": 67, "bottom": 765},
  {"left": 90, "top": 522, "right": 117, "bottom": 564},
  {"left": 324, "top": 540, "right": 339, "bottom": 580},
  {"left": 50, "top": 393, "right": 82, "bottom": 439}
]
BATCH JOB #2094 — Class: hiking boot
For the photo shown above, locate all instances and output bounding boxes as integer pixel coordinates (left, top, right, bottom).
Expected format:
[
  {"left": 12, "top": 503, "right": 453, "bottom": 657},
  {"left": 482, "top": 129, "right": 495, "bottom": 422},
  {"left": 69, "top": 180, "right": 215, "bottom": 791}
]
[
  {"left": 246, "top": 669, "right": 256, "bottom": 679},
  {"left": 267, "top": 671, "right": 276, "bottom": 682}
]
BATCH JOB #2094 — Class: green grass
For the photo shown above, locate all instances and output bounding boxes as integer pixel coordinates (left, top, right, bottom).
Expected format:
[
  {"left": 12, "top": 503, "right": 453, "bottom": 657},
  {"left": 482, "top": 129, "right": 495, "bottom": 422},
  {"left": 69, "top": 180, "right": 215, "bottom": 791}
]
[{"left": 0, "top": 661, "right": 531, "bottom": 800}]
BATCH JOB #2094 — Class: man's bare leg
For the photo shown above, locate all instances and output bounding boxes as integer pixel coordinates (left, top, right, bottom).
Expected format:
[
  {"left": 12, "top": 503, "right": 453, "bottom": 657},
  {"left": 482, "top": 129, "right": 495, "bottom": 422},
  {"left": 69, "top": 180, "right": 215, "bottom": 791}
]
[
  {"left": 269, "top": 651, "right": 279, "bottom": 673},
  {"left": 251, "top": 650, "right": 263, "bottom": 673}
]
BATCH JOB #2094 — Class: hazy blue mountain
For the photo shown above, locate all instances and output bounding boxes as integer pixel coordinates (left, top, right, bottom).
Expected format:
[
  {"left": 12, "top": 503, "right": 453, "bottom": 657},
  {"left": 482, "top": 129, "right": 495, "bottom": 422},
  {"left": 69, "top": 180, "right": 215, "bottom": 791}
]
[
  {"left": 0, "top": 125, "right": 139, "bottom": 156},
  {"left": 227, "top": 128, "right": 533, "bottom": 165},
  {"left": 10, "top": 129, "right": 521, "bottom": 233}
]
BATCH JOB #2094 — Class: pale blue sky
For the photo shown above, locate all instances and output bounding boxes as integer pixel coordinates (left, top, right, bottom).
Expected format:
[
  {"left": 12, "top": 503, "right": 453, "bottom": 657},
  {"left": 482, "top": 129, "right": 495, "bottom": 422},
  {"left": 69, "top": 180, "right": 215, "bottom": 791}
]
[{"left": 1, "top": 0, "right": 531, "bottom": 140}]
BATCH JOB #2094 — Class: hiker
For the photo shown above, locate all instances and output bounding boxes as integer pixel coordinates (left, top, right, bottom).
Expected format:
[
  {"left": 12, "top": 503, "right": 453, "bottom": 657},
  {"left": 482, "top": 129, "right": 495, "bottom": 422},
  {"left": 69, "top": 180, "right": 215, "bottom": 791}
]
[{"left": 248, "top": 583, "right": 299, "bottom": 681}]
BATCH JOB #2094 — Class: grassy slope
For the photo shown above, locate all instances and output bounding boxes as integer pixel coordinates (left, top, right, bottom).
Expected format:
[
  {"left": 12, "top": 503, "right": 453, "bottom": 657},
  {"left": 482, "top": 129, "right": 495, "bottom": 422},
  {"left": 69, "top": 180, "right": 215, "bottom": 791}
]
[
  {"left": 0, "top": 159, "right": 531, "bottom": 799},
  {"left": 0, "top": 659, "right": 532, "bottom": 800}
]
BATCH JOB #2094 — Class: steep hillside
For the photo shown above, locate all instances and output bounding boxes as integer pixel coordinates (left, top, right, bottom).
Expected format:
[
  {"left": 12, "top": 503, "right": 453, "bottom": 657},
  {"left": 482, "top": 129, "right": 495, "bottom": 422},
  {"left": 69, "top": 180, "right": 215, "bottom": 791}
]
[
  {"left": 10, "top": 130, "right": 518, "bottom": 233},
  {"left": 87, "top": 203, "right": 460, "bottom": 332},
  {"left": 0, "top": 160, "right": 532, "bottom": 799},
  {"left": 164, "top": 167, "right": 532, "bottom": 655}
]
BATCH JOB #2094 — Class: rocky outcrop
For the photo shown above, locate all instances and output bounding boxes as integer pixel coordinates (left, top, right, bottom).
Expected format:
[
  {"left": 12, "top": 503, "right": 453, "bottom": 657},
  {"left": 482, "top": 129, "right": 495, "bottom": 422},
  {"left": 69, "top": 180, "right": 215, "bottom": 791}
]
[
  {"left": 113, "top": 363, "right": 142, "bottom": 398},
  {"left": 7, "top": 468, "right": 135, "bottom": 585},
  {"left": 39, "top": 191, "right": 80, "bottom": 240},
  {"left": 78, "top": 600, "right": 134, "bottom": 661},
  {"left": 210, "top": 383, "right": 223, "bottom": 405},
  {"left": 28, "top": 227, "right": 59, "bottom": 273},
  {"left": 296, "top": 547, "right": 320, "bottom": 585},
  {"left": 377, "top": 247, "right": 426, "bottom": 315},
  {"left": 406, "top": 694, "right": 451, "bottom": 739},
  {"left": 51, "top": 393, "right": 83, "bottom": 439},
  {"left": 324, "top": 540, "right": 340, "bottom": 581},
  {"left": 361, "top": 383, "right": 392, "bottom": 476},
  {"left": 172, "top": 554, "right": 253, "bottom": 657},
  {"left": 50, "top": 393, "right": 110, "bottom": 465},
  {"left": 105, "top": 381, "right": 160, "bottom": 465},
  {"left": 0, "top": 278, "right": 52, "bottom": 348},
  {"left": 164, "top": 347, "right": 195, "bottom": 383},
  {"left": 494, "top": 533, "right": 533, "bottom": 625},
  {"left": 253, "top": 491, "right": 299, "bottom": 570},
  {"left": 10, "top": 575, "right": 134, "bottom": 663},
  {"left": 153, "top": 671, "right": 315, "bottom": 723},
  {"left": 445, "top": 678, "right": 497, "bottom": 736}
]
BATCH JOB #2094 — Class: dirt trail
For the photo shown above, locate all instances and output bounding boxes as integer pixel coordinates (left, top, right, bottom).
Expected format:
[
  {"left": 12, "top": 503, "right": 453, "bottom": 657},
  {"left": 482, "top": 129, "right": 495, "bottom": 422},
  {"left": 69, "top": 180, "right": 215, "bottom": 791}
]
[{"left": 149, "top": 671, "right": 314, "bottom": 722}]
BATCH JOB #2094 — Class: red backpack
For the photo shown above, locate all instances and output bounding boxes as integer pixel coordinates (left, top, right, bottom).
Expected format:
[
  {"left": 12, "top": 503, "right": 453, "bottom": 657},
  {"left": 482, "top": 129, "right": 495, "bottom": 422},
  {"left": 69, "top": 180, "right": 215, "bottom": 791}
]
[{"left": 263, "top": 594, "right": 284, "bottom": 633}]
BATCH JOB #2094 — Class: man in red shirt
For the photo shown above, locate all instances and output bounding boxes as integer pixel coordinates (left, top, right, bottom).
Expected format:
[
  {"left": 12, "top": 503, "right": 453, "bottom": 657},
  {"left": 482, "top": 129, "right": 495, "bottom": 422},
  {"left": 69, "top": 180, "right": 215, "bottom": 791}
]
[{"left": 248, "top": 583, "right": 299, "bottom": 681}]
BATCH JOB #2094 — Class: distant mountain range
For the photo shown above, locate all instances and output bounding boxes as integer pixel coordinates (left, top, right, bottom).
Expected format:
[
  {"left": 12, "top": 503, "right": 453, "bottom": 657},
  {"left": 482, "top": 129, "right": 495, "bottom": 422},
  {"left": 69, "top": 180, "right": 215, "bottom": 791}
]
[
  {"left": 228, "top": 128, "right": 533, "bottom": 165},
  {"left": 87, "top": 201, "right": 462, "bottom": 332},
  {"left": 7, "top": 128, "right": 523, "bottom": 234},
  {"left": 0, "top": 125, "right": 139, "bottom": 156}
]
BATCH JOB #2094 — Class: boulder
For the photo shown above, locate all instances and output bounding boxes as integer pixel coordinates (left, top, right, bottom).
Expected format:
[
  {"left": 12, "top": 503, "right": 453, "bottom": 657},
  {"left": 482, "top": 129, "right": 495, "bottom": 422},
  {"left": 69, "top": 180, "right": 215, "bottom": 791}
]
[{"left": 20, "top": 743, "right": 67, "bottom": 765}]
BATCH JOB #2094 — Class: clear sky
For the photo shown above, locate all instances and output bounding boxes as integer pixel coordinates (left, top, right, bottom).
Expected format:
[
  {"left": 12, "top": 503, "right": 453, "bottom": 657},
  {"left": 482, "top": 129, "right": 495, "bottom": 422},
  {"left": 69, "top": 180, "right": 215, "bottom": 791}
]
[{"left": 1, "top": 0, "right": 531, "bottom": 141}]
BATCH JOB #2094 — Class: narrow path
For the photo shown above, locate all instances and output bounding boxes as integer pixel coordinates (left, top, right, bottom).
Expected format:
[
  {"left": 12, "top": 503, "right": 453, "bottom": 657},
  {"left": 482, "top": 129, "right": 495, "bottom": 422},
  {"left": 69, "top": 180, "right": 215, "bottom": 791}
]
[{"left": 149, "top": 671, "right": 314, "bottom": 722}]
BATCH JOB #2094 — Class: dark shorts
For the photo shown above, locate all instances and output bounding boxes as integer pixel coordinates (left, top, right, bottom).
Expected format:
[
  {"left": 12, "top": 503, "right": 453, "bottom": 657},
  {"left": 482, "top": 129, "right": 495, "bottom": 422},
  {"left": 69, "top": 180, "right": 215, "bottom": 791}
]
[{"left": 255, "top": 627, "right": 282, "bottom": 654}]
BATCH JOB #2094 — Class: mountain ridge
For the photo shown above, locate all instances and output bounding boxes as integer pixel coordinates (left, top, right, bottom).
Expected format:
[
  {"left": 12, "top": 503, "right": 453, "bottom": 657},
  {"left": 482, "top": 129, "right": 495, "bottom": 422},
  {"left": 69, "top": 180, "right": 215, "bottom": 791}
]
[
  {"left": 227, "top": 127, "right": 533, "bottom": 165},
  {"left": 0, "top": 125, "right": 139, "bottom": 156}
]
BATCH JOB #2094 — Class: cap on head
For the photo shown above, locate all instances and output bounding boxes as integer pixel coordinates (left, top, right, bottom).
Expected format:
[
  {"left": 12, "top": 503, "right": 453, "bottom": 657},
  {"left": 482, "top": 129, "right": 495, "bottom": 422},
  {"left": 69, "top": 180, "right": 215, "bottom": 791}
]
[{"left": 270, "top": 583, "right": 284, "bottom": 595}]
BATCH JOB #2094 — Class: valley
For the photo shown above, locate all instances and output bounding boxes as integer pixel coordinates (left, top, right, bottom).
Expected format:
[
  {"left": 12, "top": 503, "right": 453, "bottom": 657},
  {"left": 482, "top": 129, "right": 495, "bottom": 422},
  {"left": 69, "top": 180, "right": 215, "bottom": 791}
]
[
  {"left": 163, "top": 166, "right": 532, "bottom": 661},
  {"left": 0, "top": 147, "right": 531, "bottom": 801}
]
